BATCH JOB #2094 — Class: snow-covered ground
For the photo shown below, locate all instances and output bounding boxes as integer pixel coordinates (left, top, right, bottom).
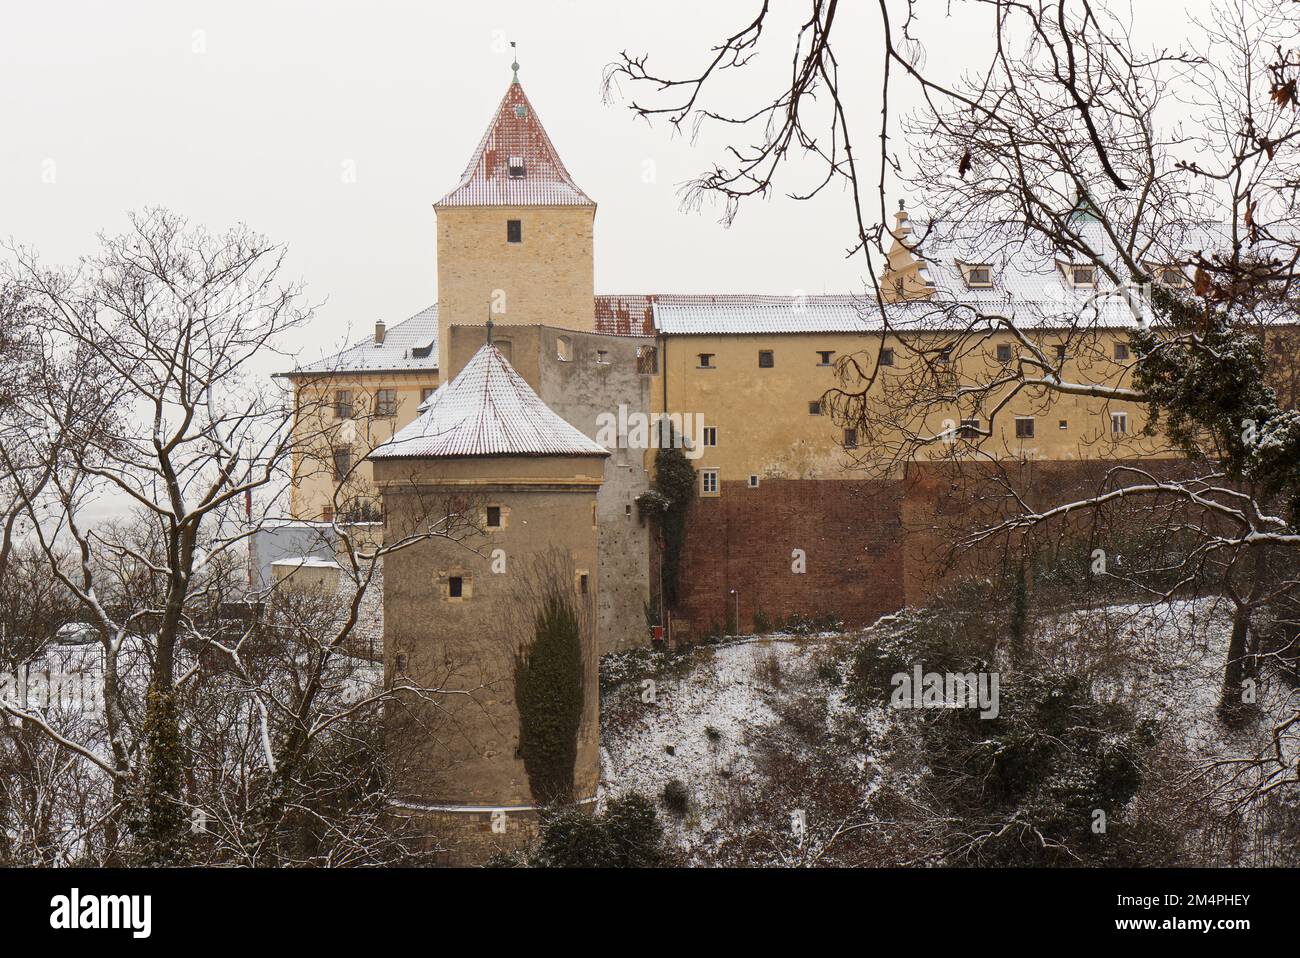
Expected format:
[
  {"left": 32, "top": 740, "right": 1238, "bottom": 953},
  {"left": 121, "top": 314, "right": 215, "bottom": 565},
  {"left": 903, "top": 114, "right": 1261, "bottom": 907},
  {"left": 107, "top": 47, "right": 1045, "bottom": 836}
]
[
  {"left": 1037, "top": 598, "right": 1297, "bottom": 764},
  {"left": 599, "top": 636, "right": 870, "bottom": 858},
  {"left": 600, "top": 598, "right": 1300, "bottom": 863}
]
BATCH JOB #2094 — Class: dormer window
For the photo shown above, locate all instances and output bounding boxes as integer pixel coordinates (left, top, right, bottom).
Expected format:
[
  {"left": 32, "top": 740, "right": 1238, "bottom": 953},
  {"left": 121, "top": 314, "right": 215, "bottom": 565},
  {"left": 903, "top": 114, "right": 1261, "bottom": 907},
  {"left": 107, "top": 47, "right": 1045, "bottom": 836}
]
[
  {"left": 961, "top": 263, "right": 994, "bottom": 288},
  {"left": 1069, "top": 264, "right": 1096, "bottom": 287},
  {"left": 514, "top": 104, "right": 528, "bottom": 118},
  {"left": 508, "top": 156, "right": 525, "bottom": 178}
]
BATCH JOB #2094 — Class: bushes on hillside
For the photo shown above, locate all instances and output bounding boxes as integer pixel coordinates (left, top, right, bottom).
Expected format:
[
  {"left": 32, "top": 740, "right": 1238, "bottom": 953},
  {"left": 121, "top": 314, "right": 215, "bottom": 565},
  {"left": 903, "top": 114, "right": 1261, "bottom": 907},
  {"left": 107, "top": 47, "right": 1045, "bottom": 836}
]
[
  {"left": 532, "top": 793, "right": 671, "bottom": 868},
  {"left": 920, "top": 670, "right": 1160, "bottom": 866}
]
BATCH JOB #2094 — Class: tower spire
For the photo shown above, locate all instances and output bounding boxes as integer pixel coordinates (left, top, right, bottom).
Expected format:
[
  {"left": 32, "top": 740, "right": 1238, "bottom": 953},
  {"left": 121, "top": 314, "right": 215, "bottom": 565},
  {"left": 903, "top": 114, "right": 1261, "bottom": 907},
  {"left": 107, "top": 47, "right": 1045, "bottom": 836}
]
[{"left": 510, "top": 41, "right": 519, "bottom": 84}]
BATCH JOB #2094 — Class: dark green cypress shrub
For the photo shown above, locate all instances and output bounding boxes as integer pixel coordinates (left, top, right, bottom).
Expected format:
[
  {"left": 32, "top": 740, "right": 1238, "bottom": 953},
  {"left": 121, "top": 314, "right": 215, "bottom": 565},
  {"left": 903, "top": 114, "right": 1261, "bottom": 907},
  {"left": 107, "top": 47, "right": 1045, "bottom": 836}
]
[{"left": 515, "top": 589, "right": 585, "bottom": 805}]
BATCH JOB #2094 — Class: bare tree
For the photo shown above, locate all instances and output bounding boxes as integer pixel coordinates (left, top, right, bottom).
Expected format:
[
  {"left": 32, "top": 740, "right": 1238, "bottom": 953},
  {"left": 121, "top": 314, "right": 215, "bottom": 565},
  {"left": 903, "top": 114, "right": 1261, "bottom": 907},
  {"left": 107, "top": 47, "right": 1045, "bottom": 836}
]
[{"left": 0, "top": 209, "right": 481, "bottom": 864}]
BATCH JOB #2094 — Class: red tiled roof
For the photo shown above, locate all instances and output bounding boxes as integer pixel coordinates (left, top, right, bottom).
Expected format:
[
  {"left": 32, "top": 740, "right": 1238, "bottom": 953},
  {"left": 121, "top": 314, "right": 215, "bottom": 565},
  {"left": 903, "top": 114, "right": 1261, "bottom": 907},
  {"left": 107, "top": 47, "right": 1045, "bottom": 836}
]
[{"left": 436, "top": 82, "right": 594, "bottom": 208}]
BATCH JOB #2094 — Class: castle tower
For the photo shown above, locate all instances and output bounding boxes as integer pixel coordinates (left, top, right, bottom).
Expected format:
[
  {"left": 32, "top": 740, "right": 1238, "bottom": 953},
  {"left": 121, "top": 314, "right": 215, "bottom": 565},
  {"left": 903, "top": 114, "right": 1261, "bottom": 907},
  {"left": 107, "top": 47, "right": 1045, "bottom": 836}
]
[
  {"left": 370, "top": 341, "right": 607, "bottom": 859},
  {"left": 435, "top": 68, "right": 596, "bottom": 377}
]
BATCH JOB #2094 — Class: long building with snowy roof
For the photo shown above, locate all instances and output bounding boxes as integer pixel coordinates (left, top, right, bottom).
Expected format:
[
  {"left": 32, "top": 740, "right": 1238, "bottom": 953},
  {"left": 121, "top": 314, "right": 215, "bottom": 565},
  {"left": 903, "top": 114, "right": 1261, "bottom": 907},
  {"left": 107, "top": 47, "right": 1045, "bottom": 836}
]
[{"left": 274, "top": 63, "right": 1281, "bottom": 649}]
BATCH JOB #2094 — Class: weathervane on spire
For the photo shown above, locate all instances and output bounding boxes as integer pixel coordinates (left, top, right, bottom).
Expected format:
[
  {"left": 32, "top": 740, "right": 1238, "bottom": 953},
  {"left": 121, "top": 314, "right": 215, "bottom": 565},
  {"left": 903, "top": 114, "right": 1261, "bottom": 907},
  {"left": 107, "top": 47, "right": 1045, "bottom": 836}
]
[
  {"left": 486, "top": 302, "right": 494, "bottom": 345},
  {"left": 511, "top": 41, "right": 520, "bottom": 83}
]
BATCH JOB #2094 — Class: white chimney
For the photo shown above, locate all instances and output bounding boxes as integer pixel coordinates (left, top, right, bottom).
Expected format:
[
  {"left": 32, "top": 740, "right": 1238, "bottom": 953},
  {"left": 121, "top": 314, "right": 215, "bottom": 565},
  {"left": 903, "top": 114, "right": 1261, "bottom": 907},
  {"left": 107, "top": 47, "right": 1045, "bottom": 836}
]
[{"left": 374, "top": 319, "right": 386, "bottom": 345}]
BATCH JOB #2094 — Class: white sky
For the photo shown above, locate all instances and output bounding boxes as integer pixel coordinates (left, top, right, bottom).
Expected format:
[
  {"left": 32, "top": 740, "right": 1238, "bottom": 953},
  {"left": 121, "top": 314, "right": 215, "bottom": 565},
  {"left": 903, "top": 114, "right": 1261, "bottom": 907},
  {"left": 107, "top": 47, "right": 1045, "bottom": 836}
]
[{"left": 1, "top": 0, "right": 1214, "bottom": 371}]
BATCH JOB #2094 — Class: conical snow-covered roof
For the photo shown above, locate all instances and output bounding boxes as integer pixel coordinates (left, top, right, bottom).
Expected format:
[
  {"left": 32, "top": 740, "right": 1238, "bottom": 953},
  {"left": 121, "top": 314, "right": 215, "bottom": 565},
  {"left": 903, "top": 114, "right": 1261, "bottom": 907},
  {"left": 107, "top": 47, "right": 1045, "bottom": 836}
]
[
  {"left": 371, "top": 342, "right": 609, "bottom": 459},
  {"left": 436, "top": 81, "right": 594, "bottom": 207}
]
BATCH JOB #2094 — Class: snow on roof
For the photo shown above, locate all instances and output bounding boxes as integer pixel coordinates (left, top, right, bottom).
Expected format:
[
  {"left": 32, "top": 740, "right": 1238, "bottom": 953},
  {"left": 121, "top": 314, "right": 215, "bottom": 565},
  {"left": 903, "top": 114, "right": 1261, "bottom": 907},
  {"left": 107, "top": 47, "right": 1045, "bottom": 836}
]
[
  {"left": 371, "top": 342, "right": 609, "bottom": 459},
  {"left": 595, "top": 293, "right": 865, "bottom": 336},
  {"left": 596, "top": 221, "right": 1248, "bottom": 337},
  {"left": 655, "top": 298, "right": 884, "bottom": 335},
  {"left": 649, "top": 296, "right": 1148, "bottom": 336},
  {"left": 284, "top": 304, "right": 438, "bottom": 376},
  {"left": 904, "top": 217, "right": 1234, "bottom": 304},
  {"left": 437, "top": 81, "right": 594, "bottom": 208},
  {"left": 271, "top": 556, "right": 342, "bottom": 570}
]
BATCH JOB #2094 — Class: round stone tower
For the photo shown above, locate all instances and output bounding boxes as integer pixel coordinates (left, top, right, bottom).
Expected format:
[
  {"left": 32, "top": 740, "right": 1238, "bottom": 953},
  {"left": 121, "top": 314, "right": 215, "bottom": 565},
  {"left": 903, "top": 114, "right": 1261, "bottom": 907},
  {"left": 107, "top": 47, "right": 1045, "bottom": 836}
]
[{"left": 371, "top": 342, "right": 607, "bottom": 861}]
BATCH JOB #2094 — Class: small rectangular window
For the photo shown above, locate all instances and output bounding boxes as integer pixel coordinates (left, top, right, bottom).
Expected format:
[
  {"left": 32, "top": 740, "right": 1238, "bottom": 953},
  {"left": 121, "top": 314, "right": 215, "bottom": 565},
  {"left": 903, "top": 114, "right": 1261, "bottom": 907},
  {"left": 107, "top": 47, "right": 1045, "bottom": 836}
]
[
  {"left": 1059, "top": 419, "right": 1068, "bottom": 430},
  {"left": 959, "top": 418, "right": 981, "bottom": 437},
  {"left": 701, "top": 469, "right": 719, "bottom": 495},
  {"left": 966, "top": 265, "right": 993, "bottom": 287},
  {"left": 880, "top": 348, "right": 895, "bottom": 367},
  {"left": 375, "top": 388, "right": 397, "bottom": 418},
  {"left": 448, "top": 576, "right": 463, "bottom": 599},
  {"left": 507, "top": 156, "right": 525, "bottom": 178},
  {"left": 421, "top": 387, "right": 436, "bottom": 402},
  {"left": 703, "top": 426, "right": 717, "bottom": 447},
  {"left": 1111, "top": 412, "right": 1128, "bottom": 435},
  {"left": 1114, "top": 342, "right": 1129, "bottom": 361},
  {"left": 1071, "top": 265, "right": 1096, "bottom": 286},
  {"left": 507, "top": 219, "right": 522, "bottom": 243},
  {"left": 758, "top": 350, "right": 774, "bottom": 368},
  {"left": 843, "top": 428, "right": 858, "bottom": 449},
  {"left": 748, "top": 475, "right": 760, "bottom": 488},
  {"left": 1055, "top": 344, "right": 1068, "bottom": 361},
  {"left": 579, "top": 573, "right": 589, "bottom": 595},
  {"left": 1015, "top": 418, "right": 1035, "bottom": 439},
  {"left": 333, "top": 389, "right": 353, "bottom": 420},
  {"left": 996, "top": 343, "right": 1012, "bottom": 363},
  {"left": 808, "top": 400, "right": 822, "bottom": 415},
  {"left": 698, "top": 353, "right": 714, "bottom": 368},
  {"left": 596, "top": 349, "right": 609, "bottom": 364},
  {"left": 817, "top": 350, "right": 835, "bottom": 366},
  {"left": 938, "top": 347, "right": 953, "bottom": 365},
  {"left": 332, "top": 447, "right": 353, "bottom": 482},
  {"left": 486, "top": 505, "right": 502, "bottom": 528}
]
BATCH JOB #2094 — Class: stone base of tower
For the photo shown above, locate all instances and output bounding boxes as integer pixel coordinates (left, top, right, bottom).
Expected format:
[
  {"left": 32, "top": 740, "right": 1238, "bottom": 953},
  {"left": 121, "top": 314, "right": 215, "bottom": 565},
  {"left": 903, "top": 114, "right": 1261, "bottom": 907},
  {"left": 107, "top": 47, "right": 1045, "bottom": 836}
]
[{"left": 388, "top": 798, "right": 598, "bottom": 866}]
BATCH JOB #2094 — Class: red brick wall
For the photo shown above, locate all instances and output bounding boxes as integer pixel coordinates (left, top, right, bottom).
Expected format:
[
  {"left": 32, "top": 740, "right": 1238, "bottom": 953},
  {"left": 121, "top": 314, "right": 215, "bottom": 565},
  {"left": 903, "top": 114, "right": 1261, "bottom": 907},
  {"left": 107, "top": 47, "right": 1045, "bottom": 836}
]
[
  {"left": 675, "top": 479, "right": 906, "bottom": 634},
  {"left": 673, "top": 460, "right": 1199, "bottom": 637}
]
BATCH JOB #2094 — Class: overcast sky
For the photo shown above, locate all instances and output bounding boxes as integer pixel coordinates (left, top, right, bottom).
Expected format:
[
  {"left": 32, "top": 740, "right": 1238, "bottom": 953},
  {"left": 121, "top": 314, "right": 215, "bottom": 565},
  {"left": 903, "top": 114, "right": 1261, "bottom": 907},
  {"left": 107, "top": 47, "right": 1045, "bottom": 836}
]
[{"left": 1, "top": 1, "right": 1213, "bottom": 370}]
